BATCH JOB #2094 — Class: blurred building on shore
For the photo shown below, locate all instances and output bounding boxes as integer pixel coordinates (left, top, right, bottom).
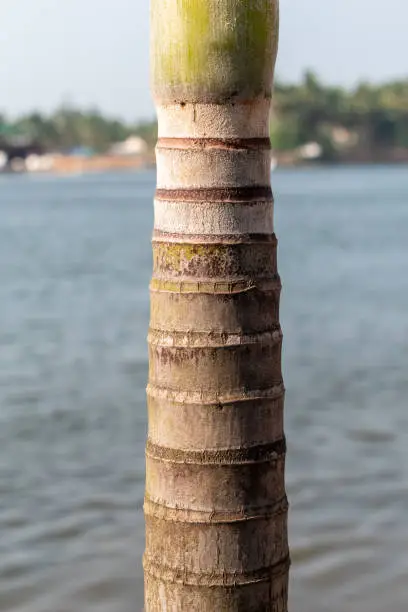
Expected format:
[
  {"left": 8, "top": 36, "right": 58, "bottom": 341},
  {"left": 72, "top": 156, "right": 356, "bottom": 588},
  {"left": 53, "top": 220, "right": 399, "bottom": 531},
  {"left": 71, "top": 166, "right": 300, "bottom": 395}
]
[
  {"left": 108, "top": 136, "right": 148, "bottom": 157},
  {"left": 0, "top": 123, "right": 44, "bottom": 173}
]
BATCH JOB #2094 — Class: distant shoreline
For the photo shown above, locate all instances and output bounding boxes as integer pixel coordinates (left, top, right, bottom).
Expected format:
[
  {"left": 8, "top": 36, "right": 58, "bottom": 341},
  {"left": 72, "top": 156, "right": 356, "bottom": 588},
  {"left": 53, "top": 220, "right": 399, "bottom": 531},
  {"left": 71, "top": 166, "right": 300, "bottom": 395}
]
[{"left": 1, "top": 153, "right": 407, "bottom": 177}]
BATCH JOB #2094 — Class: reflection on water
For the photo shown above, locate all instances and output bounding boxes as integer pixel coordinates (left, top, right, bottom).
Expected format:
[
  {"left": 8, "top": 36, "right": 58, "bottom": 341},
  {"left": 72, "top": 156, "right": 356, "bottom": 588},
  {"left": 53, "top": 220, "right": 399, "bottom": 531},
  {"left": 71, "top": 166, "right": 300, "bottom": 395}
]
[{"left": 0, "top": 167, "right": 407, "bottom": 612}]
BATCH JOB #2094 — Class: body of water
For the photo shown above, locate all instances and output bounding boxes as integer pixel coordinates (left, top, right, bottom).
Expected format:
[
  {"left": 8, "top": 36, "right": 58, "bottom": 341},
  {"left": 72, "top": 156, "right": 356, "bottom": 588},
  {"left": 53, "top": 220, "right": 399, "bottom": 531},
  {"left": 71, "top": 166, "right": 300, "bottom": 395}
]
[{"left": 0, "top": 167, "right": 407, "bottom": 612}]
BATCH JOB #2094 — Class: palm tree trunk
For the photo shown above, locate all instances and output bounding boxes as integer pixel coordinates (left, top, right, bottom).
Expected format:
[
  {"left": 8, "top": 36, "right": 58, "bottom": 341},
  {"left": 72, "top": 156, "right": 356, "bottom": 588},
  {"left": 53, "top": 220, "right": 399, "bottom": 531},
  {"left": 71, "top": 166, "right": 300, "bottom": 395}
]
[{"left": 144, "top": 1, "right": 288, "bottom": 610}]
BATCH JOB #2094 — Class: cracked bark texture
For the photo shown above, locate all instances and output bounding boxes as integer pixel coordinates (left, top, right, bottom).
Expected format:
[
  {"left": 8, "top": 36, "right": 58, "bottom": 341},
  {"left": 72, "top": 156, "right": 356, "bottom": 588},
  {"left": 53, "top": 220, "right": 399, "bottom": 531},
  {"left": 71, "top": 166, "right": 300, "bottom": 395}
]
[{"left": 144, "top": 1, "right": 288, "bottom": 610}]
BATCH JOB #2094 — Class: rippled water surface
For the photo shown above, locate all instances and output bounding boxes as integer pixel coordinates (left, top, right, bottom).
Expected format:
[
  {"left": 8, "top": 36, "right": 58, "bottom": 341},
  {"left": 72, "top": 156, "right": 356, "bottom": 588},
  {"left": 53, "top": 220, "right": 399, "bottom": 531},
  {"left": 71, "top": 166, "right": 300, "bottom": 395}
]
[{"left": 1, "top": 167, "right": 407, "bottom": 612}]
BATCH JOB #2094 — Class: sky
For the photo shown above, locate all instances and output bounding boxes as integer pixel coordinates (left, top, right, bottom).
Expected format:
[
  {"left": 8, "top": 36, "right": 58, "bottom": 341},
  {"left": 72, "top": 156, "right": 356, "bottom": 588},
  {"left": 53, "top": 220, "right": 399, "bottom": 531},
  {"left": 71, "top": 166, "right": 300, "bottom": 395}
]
[{"left": 1, "top": 0, "right": 406, "bottom": 121}]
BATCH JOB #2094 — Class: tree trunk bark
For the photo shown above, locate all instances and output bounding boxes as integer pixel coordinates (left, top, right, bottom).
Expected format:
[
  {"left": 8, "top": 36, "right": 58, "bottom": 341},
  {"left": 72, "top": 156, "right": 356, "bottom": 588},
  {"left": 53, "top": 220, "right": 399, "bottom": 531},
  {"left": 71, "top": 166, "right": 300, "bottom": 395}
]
[{"left": 144, "top": 1, "right": 288, "bottom": 610}]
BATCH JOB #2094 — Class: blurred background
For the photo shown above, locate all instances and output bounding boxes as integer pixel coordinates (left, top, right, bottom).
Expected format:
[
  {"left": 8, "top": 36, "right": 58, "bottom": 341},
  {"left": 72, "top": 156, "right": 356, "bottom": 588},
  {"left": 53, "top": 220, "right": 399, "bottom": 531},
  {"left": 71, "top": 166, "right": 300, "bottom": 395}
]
[{"left": 1, "top": 2, "right": 408, "bottom": 611}]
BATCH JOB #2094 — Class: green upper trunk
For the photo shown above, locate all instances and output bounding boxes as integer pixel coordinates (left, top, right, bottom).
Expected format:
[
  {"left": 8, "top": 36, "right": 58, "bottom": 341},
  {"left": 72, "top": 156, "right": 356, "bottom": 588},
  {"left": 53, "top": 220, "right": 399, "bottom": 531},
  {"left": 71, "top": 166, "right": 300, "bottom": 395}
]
[{"left": 151, "top": 0, "right": 279, "bottom": 102}]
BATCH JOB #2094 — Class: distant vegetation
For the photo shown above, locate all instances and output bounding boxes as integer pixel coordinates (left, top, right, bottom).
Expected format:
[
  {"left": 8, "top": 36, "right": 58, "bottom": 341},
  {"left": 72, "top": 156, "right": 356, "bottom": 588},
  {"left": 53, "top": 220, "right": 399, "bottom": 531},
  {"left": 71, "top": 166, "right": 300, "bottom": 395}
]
[
  {"left": 0, "top": 108, "right": 157, "bottom": 154},
  {"left": 271, "top": 71, "right": 408, "bottom": 161},
  {"left": 2, "top": 72, "right": 408, "bottom": 161}
]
